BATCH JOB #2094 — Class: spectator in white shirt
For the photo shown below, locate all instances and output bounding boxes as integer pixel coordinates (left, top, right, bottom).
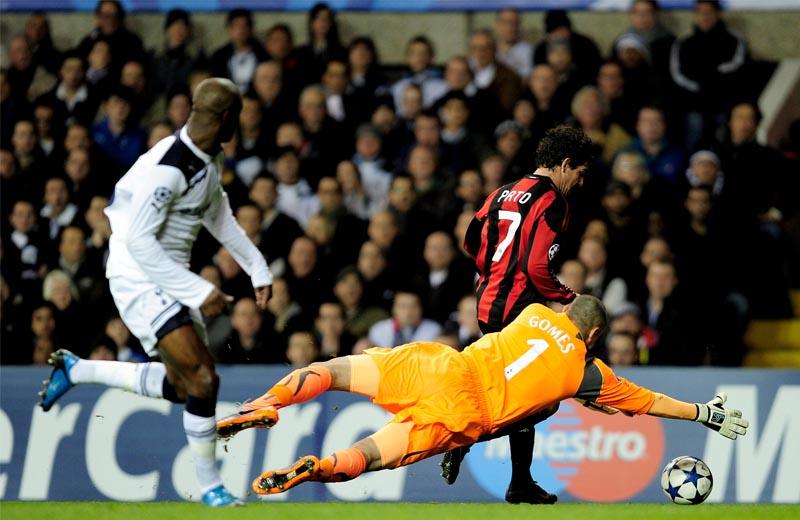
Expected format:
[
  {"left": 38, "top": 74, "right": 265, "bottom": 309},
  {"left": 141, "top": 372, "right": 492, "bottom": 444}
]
[
  {"left": 578, "top": 237, "right": 627, "bottom": 315},
  {"left": 336, "top": 160, "right": 383, "bottom": 219},
  {"left": 322, "top": 59, "right": 350, "bottom": 124},
  {"left": 7, "top": 200, "right": 45, "bottom": 299},
  {"left": 368, "top": 290, "right": 442, "bottom": 348},
  {"left": 495, "top": 7, "right": 534, "bottom": 80},
  {"left": 38, "top": 53, "right": 93, "bottom": 135},
  {"left": 272, "top": 146, "right": 317, "bottom": 227},
  {"left": 468, "top": 29, "right": 522, "bottom": 112},
  {"left": 40, "top": 177, "right": 79, "bottom": 241},
  {"left": 352, "top": 124, "right": 392, "bottom": 208},
  {"left": 209, "top": 9, "right": 269, "bottom": 93},
  {"left": 391, "top": 36, "right": 448, "bottom": 111}
]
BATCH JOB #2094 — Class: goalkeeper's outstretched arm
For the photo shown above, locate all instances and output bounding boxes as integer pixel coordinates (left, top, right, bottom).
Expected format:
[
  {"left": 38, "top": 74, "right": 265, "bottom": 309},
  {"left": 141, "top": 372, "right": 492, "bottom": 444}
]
[
  {"left": 647, "top": 392, "right": 749, "bottom": 440},
  {"left": 646, "top": 393, "right": 697, "bottom": 419},
  {"left": 576, "top": 359, "right": 748, "bottom": 440}
]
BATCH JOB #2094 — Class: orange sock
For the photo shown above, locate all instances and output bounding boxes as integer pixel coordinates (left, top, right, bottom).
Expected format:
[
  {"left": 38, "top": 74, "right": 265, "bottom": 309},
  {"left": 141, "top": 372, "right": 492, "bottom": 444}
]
[
  {"left": 247, "top": 366, "right": 333, "bottom": 410},
  {"left": 317, "top": 448, "right": 367, "bottom": 482}
]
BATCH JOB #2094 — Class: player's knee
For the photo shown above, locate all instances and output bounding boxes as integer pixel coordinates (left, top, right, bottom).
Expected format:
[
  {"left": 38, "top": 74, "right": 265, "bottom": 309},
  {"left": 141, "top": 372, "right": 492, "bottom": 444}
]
[
  {"left": 187, "top": 363, "right": 219, "bottom": 398},
  {"left": 311, "top": 359, "right": 349, "bottom": 391}
]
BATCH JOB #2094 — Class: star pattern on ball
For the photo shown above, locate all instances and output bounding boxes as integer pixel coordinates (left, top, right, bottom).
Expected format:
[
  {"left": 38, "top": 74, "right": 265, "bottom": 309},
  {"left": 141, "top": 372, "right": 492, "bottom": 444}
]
[
  {"left": 668, "top": 483, "right": 682, "bottom": 500},
  {"left": 684, "top": 465, "right": 701, "bottom": 487}
]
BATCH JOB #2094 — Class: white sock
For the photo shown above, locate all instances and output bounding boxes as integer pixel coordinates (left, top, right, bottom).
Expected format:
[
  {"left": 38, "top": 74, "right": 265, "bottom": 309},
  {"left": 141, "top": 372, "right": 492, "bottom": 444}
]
[
  {"left": 183, "top": 410, "right": 222, "bottom": 494},
  {"left": 69, "top": 361, "right": 166, "bottom": 398}
]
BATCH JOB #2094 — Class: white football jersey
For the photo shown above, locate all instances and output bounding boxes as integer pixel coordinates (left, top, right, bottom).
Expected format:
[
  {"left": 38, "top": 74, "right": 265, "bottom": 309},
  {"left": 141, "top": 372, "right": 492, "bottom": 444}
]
[{"left": 105, "top": 127, "right": 271, "bottom": 309}]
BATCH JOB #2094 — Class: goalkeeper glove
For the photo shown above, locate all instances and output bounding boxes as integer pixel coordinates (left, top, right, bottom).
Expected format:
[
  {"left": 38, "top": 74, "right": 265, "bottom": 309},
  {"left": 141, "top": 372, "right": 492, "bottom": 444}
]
[{"left": 694, "top": 392, "right": 749, "bottom": 440}]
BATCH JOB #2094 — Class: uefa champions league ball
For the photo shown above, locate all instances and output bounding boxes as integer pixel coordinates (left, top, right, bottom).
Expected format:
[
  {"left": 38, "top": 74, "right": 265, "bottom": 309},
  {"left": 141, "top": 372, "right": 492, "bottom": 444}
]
[{"left": 661, "top": 455, "right": 713, "bottom": 504}]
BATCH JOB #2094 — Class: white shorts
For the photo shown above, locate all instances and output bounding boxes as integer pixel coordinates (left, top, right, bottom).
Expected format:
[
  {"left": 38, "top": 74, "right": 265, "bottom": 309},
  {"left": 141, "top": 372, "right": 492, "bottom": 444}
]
[{"left": 109, "top": 277, "right": 207, "bottom": 356}]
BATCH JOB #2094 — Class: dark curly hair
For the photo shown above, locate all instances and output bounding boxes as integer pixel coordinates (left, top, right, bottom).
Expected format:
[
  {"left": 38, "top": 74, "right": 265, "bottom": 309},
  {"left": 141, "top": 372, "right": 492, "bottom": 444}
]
[{"left": 534, "top": 126, "right": 594, "bottom": 170}]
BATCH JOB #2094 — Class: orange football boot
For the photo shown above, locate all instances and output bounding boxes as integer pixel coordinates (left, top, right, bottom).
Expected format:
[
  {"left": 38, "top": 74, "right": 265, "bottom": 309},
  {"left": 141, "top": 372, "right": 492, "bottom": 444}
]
[
  {"left": 251, "top": 456, "right": 321, "bottom": 495},
  {"left": 217, "top": 406, "right": 278, "bottom": 440}
]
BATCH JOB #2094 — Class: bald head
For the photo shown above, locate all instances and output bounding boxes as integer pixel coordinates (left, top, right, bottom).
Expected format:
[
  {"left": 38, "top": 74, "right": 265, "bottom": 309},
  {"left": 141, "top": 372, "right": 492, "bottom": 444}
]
[{"left": 565, "top": 295, "right": 608, "bottom": 346}]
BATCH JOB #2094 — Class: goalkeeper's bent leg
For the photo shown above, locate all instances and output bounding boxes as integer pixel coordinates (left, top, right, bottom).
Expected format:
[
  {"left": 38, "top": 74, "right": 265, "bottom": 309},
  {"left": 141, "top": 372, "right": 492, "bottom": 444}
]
[
  {"left": 317, "top": 447, "right": 369, "bottom": 482},
  {"left": 244, "top": 364, "right": 334, "bottom": 410},
  {"left": 308, "top": 419, "right": 411, "bottom": 484},
  {"left": 245, "top": 355, "right": 380, "bottom": 410},
  {"left": 253, "top": 431, "right": 384, "bottom": 494},
  {"left": 316, "top": 424, "right": 394, "bottom": 482},
  {"left": 223, "top": 356, "right": 380, "bottom": 440}
]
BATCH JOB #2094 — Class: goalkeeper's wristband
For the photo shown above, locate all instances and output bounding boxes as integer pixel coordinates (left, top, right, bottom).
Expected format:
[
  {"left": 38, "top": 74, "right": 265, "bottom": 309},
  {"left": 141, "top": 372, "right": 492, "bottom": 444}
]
[
  {"left": 694, "top": 403, "right": 726, "bottom": 430},
  {"left": 694, "top": 403, "right": 706, "bottom": 422}
]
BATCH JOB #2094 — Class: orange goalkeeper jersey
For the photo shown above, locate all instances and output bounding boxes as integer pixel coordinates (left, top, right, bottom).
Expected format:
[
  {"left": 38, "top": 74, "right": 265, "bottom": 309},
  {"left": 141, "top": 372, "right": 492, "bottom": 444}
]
[{"left": 461, "top": 303, "right": 656, "bottom": 433}]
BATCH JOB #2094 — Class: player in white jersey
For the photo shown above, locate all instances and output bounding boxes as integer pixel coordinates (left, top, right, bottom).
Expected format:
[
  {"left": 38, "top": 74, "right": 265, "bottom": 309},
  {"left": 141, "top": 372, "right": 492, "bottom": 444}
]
[{"left": 38, "top": 78, "right": 270, "bottom": 507}]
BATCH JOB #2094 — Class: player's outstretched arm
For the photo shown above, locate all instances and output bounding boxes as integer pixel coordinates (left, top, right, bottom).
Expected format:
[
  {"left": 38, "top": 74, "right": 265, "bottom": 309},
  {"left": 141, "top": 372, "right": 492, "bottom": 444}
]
[
  {"left": 644, "top": 393, "right": 697, "bottom": 419},
  {"left": 203, "top": 186, "right": 272, "bottom": 307},
  {"left": 578, "top": 360, "right": 748, "bottom": 441},
  {"left": 647, "top": 392, "right": 749, "bottom": 440}
]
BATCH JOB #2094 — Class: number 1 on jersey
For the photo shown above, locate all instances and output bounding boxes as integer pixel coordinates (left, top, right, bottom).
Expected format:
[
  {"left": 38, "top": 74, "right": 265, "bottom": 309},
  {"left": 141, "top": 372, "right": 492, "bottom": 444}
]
[
  {"left": 492, "top": 210, "right": 521, "bottom": 262},
  {"left": 505, "top": 339, "right": 548, "bottom": 380}
]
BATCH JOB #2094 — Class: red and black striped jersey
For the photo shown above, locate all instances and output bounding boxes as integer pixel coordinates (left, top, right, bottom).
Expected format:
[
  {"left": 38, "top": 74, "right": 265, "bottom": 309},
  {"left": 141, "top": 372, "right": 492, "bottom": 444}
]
[{"left": 464, "top": 174, "right": 576, "bottom": 331}]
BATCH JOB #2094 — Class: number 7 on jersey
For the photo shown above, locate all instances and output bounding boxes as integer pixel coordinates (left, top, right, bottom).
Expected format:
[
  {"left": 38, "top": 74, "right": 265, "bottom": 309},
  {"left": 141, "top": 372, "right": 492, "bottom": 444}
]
[{"left": 492, "top": 210, "right": 521, "bottom": 262}]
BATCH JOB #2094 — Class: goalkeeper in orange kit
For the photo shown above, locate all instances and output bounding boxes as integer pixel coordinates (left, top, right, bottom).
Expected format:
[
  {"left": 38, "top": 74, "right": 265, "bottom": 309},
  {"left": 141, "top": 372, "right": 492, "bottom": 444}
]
[{"left": 217, "top": 295, "right": 748, "bottom": 495}]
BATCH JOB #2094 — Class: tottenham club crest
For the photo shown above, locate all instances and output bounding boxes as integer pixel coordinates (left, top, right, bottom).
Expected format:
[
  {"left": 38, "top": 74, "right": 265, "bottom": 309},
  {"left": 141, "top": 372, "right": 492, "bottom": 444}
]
[
  {"left": 548, "top": 243, "right": 560, "bottom": 261},
  {"left": 152, "top": 186, "right": 173, "bottom": 210}
]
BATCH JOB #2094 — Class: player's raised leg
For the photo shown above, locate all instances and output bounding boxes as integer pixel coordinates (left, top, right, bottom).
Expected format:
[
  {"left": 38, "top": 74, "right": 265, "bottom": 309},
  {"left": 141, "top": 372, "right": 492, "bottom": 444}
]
[
  {"left": 249, "top": 345, "right": 478, "bottom": 495},
  {"left": 39, "top": 349, "right": 186, "bottom": 411},
  {"left": 217, "top": 355, "right": 378, "bottom": 439},
  {"left": 39, "top": 284, "right": 197, "bottom": 411}
]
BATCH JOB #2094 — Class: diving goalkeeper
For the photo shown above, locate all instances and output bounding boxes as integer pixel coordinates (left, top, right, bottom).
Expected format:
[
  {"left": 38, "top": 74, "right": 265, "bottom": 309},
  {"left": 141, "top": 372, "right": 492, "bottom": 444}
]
[{"left": 217, "top": 295, "right": 748, "bottom": 495}]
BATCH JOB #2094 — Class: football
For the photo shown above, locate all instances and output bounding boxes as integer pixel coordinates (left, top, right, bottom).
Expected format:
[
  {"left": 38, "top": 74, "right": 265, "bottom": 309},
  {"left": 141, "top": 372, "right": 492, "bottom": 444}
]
[{"left": 661, "top": 456, "right": 714, "bottom": 505}]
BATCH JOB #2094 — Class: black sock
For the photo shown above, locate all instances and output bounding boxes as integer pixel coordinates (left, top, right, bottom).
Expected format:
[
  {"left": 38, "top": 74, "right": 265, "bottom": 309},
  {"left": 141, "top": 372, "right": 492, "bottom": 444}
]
[
  {"left": 509, "top": 428, "right": 535, "bottom": 488},
  {"left": 186, "top": 394, "right": 217, "bottom": 417}
]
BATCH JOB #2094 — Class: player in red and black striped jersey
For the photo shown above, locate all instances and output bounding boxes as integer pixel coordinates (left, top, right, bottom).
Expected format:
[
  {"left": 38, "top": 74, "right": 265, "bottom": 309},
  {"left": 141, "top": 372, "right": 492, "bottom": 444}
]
[
  {"left": 444, "top": 126, "right": 595, "bottom": 504},
  {"left": 467, "top": 172, "right": 577, "bottom": 330}
]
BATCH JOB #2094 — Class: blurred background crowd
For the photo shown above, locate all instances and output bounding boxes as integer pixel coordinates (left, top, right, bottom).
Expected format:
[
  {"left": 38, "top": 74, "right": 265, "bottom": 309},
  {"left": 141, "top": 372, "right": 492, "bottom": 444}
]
[{"left": 1, "top": 0, "right": 798, "bottom": 369}]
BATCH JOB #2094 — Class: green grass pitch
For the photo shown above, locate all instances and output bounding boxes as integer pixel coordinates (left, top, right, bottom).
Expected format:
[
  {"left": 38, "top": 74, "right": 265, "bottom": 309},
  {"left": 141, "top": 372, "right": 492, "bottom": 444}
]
[{"left": 1, "top": 502, "right": 798, "bottom": 520}]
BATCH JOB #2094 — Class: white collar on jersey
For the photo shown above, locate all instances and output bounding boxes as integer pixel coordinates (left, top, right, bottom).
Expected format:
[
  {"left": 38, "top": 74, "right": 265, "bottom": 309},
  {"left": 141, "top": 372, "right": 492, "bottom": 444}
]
[{"left": 179, "top": 126, "right": 212, "bottom": 164}]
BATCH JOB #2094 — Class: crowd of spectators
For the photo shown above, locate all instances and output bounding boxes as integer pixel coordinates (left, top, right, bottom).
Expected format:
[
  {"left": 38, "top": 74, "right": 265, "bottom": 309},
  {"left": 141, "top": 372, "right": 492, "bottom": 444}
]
[{"left": 2, "top": 0, "right": 798, "bottom": 369}]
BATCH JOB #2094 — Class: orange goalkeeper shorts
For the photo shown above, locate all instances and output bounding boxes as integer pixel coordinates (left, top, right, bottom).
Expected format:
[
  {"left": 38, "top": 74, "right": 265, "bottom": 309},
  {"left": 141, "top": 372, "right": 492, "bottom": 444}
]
[{"left": 364, "top": 342, "right": 492, "bottom": 467}]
